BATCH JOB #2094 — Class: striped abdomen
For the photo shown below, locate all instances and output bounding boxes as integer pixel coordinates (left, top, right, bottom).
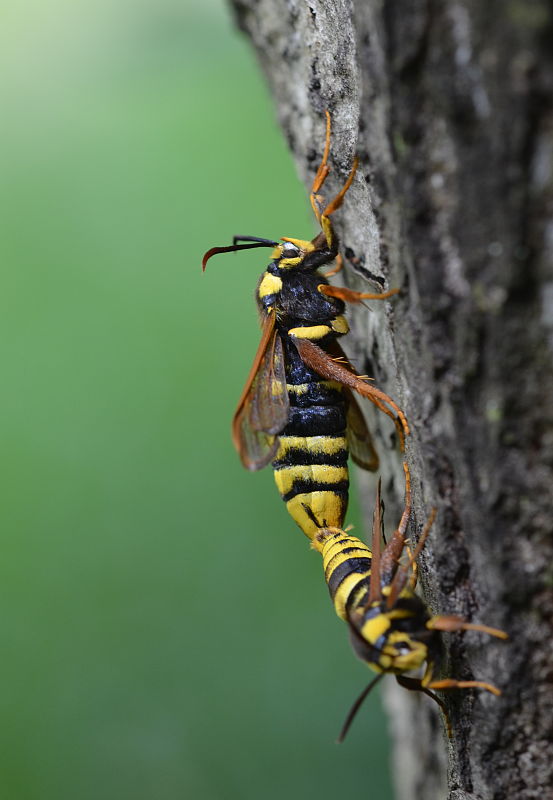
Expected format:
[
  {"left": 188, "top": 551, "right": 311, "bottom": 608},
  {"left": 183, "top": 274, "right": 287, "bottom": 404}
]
[
  {"left": 317, "top": 527, "right": 431, "bottom": 675},
  {"left": 317, "top": 528, "right": 372, "bottom": 618},
  {"left": 272, "top": 339, "right": 349, "bottom": 538}
]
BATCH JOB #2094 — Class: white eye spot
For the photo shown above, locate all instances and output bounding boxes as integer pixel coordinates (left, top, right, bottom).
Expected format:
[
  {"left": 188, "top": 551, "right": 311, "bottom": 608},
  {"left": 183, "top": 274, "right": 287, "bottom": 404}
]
[{"left": 282, "top": 245, "right": 300, "bottom": 258}]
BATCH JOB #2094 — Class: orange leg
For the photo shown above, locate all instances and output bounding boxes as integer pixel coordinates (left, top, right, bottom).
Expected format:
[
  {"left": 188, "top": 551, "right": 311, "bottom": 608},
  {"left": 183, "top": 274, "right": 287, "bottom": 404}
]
[
  {"left": 321, "top": 156, "right": 359, "bottom": 218},
  {"left": 309, "top": 112, "right": 359, "bottom": 250},
  {"left": 380, "top": 461, "right": 412, "bottom": 594},
  {"left": 398, "top": 673, "right": 501, "bottom": 739},
  {"left": 323, "top": 253, "right": 344, "bottom": 278},
  {"left": 427, "top": 615, "right": 508, "bottom": 640},
  {"left": 403, "top": 507, "right": 437, "bottom": 592},
  {"left": 319, "top": 284, "right": 400, "bottom": 303},
  {"left": 293, "top": 337, "right": 410, "bottom": 449},
  {"left": 310, "top": 110, "right": 332, "bottom": 223},
  {"left": 349, "top": 388, "right": 407, "bottom": 450},
  {"left": 427, "top": 678, "right": 501, "bottom": 697}
]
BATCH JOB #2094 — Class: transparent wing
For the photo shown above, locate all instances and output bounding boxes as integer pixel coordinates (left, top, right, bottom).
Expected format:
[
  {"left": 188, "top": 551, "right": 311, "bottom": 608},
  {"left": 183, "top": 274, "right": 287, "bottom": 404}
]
[
  {"left": 232, "top": 313, "right": 289, "bottom": 470},
  {"left": 345, "top": 389, "right": 379, "bottom": 472}
]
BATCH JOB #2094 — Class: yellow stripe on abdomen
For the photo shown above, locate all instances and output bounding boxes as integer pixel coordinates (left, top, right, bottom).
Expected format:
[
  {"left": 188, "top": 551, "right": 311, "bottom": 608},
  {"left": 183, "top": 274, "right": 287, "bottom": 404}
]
[
  {"left": 275, "top": 434, "right": 346, "bottom": 459},
  {"left": 329, "top": 572, "right": 368, "bottom": 621},
  {"left": 274, "top": 464, "right": 348, "bottom": 497},
  {"left": 323, "top": 544, "right": 372, "bottom": 582}
]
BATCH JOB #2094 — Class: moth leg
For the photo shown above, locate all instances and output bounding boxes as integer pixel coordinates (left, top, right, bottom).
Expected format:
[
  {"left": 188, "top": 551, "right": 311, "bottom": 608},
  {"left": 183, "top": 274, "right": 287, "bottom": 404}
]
[
  {"left": 319, "top": 157, "right": 358, "bottom": 250},
  {"left": 323, "top": 253, "right": 344, "bottom": 278},
  {"left": 420, "top": 661, "right": 502, "bottom": 704},
  {"left": 310, "top": 110, "right": 332, "bottom": 224},
  {"left": 427, "top": 615, "right": 508, "bottom": 640},
  {"left": 426, "top": 678, "right": 501, "bottom": 696},
  {"left": 292, "top": 337, "right": 409, "bottom": 449},
  {"left": 405, "top": 544, "right": 418, "bottom": 589},
  {"left": 309, "top": 111, "right": 359, "bottom": 250},
  {"left": 319, "top": 284, "right": 400, "bottom": 303}
]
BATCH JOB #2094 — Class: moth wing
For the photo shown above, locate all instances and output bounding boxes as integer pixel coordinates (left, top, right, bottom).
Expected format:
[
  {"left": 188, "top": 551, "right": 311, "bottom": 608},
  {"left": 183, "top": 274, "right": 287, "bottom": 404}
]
[
  {"left": 345, "top": 389, "right": 379, "bottom": 472},
  {"left": 232, "top": 312, "right": 289, "bottom": 470}
]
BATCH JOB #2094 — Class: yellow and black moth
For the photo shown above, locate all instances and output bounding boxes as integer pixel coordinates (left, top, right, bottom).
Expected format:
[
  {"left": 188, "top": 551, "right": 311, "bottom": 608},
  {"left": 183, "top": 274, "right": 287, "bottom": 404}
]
[
  {"left": 203, "top": 112, "right": 409, "bottom": 537},
  {"left": 313, "top": 464, "right": 508, "bottom": 740}
]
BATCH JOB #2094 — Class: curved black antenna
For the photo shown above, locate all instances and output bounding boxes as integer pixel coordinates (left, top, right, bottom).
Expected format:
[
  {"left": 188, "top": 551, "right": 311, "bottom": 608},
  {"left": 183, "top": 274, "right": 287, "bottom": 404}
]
[
  {"left": 337, "top": 673, "right": 384, "bottom": 743},
  {"left": 202, "top": 241, "right": 277, "bottom": 271},
  {"left": 232, "top": 236, "right": 279, "bottom": 246}
]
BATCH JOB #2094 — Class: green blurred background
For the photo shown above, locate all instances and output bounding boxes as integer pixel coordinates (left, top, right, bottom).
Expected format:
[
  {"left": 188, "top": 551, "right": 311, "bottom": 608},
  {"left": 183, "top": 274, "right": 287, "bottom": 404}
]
[{"left": 0, "top": 0, "right": 392, "bottom": 797}]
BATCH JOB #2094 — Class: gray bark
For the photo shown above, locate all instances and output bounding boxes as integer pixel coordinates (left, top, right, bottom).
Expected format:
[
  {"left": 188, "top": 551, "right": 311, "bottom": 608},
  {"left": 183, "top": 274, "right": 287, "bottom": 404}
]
[{"left": 228, "top": 1, "right": 553, "bottom": 798}]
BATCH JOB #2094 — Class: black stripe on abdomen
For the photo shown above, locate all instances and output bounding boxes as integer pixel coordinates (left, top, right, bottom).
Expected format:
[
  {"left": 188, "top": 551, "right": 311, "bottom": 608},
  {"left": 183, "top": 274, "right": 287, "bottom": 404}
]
[
  {"left": 327, "top": 558, "right": 372, "bottom": 599},
  {"left": 282, "top": 404, "right": 346, "bottom": 437},
  {"left": 272, "top": 442, "right": 348, "bottom": 469},
  {"left": 281, "top": 479, "right": 349, "bottom": 504}
]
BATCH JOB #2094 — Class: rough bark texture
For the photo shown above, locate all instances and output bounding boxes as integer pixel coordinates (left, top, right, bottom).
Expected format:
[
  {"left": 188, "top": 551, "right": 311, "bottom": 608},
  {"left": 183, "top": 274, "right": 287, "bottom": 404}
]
[{"left": 228, "top": 1, "right": 553, "bottom": 798}]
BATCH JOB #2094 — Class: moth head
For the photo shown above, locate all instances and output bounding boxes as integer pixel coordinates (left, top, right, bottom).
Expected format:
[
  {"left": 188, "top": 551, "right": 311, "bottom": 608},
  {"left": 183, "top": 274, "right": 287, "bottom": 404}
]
[
  {"left": 348, "top": 601, "right": 430, "bottom": 675},
  {"left": 271, "top": 237, "right": 316, "bottom": 269}
]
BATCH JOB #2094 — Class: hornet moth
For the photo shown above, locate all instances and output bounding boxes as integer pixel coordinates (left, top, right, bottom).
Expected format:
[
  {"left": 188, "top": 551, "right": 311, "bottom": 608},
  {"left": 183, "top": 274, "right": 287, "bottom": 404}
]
[
  {"left": 313, "top": 464, "right": 508, "bottom": 741},
  {"left": 202, "top": 112, "right": 409, "bottom": 538}
]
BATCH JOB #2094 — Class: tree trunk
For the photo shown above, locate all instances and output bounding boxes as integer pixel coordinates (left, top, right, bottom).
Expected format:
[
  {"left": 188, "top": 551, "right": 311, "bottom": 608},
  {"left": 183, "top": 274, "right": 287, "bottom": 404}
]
[{"left": 228, "top": 1, "right": 553, "bottom": 797}]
